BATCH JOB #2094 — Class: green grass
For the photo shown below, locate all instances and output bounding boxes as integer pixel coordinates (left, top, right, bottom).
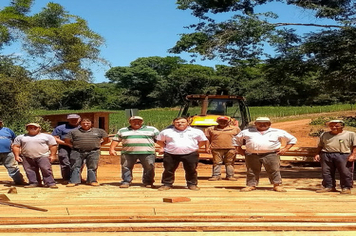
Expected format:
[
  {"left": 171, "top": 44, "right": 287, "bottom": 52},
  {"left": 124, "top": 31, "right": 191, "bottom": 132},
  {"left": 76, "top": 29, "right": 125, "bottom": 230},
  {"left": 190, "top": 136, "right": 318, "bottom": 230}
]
[{"left": 35, "top": 104, "right": 355, "bottom": 133}]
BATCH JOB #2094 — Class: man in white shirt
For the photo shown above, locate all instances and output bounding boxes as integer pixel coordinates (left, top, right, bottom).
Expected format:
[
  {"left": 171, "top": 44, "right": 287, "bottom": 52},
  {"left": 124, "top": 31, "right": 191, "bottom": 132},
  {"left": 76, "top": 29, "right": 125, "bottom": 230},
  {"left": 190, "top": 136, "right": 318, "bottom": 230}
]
[
  {"left": 234, "top": 117, "right": 297, "bottom": 192},
  {"left": 156, "top": 117, "right": 208, "bottom": 191}
]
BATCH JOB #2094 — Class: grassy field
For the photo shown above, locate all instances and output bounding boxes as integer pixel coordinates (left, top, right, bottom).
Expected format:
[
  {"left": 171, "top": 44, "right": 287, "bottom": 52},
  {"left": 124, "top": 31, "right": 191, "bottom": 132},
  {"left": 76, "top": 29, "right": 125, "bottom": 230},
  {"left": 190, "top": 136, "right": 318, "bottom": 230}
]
[{"left": 36, "top": 104, "right": 355, "bottom": 133}]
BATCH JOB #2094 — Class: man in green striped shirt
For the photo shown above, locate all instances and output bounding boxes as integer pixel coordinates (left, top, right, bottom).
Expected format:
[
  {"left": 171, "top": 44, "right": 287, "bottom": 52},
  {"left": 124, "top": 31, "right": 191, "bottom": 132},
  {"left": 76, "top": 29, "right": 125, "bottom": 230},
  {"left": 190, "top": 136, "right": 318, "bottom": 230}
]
[{"left": 109, "top": 116, "right": 160, "bottom": 188}]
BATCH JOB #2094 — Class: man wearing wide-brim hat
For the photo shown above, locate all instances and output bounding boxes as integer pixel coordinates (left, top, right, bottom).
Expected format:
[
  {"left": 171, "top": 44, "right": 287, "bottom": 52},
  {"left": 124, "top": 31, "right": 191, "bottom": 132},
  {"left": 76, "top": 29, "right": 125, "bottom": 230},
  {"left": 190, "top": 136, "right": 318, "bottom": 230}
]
[
  {"left": 314, "top": 119, "right": 356, "bottom": 194},
  {"left": 234, "top": 117, "right": 297, "bottom": 192}
]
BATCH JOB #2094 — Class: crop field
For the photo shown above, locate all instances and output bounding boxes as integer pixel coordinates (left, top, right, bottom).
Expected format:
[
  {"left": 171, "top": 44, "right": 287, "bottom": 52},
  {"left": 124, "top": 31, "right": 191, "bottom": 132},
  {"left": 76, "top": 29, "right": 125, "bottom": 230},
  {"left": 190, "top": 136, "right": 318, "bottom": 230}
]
[{"left": 36, "top": 104, "right": 354, "bottom": 133}]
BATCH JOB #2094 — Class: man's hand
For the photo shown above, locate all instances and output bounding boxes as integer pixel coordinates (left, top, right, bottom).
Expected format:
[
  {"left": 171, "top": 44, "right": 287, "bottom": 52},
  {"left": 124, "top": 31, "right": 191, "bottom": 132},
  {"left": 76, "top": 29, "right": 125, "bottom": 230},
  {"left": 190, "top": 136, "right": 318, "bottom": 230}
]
[
  {"left": 109, "top": 149, "right": 117, "bottom": 156},
  {"left": 48, "top": 154, "right": 56, "bottom": 162},
  {"left": 314, "top": 154, "right": 321, "bottom": 162},
  {"left": 15, "top": 156, "right": 23, "bottom": 162},
  {"left": 347, "top": 154, "right": 356, "bottom": 162}
]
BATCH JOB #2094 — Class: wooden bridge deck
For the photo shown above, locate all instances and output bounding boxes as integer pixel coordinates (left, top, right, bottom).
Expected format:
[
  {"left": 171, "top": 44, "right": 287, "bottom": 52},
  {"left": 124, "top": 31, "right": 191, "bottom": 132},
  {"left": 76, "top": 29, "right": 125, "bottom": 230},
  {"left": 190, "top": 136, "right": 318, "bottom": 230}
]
[{"left": 0, "top": 158, "right": 355, "bottom": 235}]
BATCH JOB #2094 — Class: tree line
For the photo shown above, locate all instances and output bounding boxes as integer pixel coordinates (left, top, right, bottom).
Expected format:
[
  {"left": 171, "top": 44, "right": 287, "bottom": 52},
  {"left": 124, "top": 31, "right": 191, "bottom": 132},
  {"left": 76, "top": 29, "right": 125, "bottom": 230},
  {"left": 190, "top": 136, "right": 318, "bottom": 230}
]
[{"left": 1, "top": 0, "right": 356, "bottom": 132}]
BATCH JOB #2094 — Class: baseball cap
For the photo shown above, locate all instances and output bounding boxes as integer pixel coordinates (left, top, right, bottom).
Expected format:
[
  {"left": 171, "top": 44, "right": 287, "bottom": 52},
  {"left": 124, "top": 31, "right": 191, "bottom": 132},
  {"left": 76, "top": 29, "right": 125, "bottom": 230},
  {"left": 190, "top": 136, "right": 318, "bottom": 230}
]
[
  {"left": 328, "top": 119, "right": 344, "bottom": 124},
  {"left": 26, "top": 123, "right": 41, "bottom": 128},
  {"left": 129, "top": 116, "right": 143, "bottom": 121},
  {"left": 217, "top": 116, "right": 229, "bottom": 121},
  {"left": 255, "top": 117, "right": 271, "bottom": 122},
  {"left": 67, "top": 114, "right": 81, "bottom": 119}
]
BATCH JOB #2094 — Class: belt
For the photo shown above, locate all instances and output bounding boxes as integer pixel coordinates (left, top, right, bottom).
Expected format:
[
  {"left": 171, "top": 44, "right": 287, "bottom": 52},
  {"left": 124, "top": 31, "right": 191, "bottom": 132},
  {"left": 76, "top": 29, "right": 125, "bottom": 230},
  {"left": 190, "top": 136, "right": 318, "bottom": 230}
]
[
  {"left": 73, "top": 148, "right": 100, "bottom": 153},
  {"left": 247, "top": 152, "right": 277, "bottom": 156}
]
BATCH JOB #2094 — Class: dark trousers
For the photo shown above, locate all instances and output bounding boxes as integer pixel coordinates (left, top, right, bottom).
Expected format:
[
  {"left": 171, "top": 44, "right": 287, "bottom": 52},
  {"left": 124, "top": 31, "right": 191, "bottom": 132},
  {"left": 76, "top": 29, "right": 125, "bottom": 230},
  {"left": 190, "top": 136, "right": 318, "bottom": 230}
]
[
  {"left": 320, "top": 152, "right": 354, "bottom": 189},
  {"left": 22, "top": 156, "right": 55, "bottom": 186},
  {"left": 161, "top": 151, "right": 199, "bottom": 187},
  {"left": 245, "top": 152, "right": 282, "bottom": 186},
  {"left": 58, "top": 145, "right": 71, "bottom": 180}
]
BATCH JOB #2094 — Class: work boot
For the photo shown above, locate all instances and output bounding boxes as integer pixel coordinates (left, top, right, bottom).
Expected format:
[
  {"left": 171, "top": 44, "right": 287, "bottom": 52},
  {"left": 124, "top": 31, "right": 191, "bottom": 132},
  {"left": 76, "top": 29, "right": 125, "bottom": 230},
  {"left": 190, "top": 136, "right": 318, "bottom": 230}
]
[
  {"left": 66, "top": 183, "right": 77, "bottom": 187},
  {"left": 188, "top": 185, "right": 200, "bottom": 191},
  {"left": 49, "top": 184, "right": 58, "bottom": 189},
  {"left": 120, "top": 183, "right": 130, "bottom": 188},
  {"left": 90, "top": 182, "right": 100, "bottom": 186},
  {"left": 24, "top": 184, "right": 39, "bottom": 188},
  {"left": 240, "top": 186, "right": 256, "bottom": 192},
  {"left": 144, "top": 184, "right": 155, "bottom": 188},
  {"left": 226, "top": 177, "right": 237, "bottom": 181},
  {"left": 273, "top": 185, "right": 287, "bottom": 192},
  {"left": 158, "top": 185, "right": 171, "bottom": 191},
  {"left": 340, "top": 188, "right": 351, "bottom": 194},
  {"left": 208, "top": 176, "right": 221, "bottom": 181},
  {"left": 316, "top": 187, "right": 336, "bottom": 193}
]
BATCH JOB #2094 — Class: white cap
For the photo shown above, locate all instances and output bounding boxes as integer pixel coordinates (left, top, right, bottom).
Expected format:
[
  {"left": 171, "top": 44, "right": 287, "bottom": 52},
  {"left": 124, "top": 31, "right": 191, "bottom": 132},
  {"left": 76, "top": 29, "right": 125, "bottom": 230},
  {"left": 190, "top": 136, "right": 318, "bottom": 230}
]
[
  {"left": 129, "top": 116, "right": 143, "bottom": 121},
  {"left": 67, "top": 114, "right": 80, "bottom": 119},
  {"left": 328, "top": 119, "right": 344, "bottom": 124},
  {"left": 255, "top": 117, "right": 271, "bottom": 122}
]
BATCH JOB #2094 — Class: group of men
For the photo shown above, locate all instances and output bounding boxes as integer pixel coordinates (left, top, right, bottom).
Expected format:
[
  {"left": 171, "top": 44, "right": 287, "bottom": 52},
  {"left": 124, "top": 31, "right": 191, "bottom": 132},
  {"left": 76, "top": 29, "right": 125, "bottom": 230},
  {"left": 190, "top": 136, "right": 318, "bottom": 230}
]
[{"left": 0, "top": 114, "right": 355, "bottom": 194}]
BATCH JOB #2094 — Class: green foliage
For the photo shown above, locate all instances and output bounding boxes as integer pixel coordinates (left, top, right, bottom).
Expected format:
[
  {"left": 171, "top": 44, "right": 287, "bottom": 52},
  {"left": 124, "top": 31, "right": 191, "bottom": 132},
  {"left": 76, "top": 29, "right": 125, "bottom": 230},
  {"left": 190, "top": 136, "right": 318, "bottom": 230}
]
[{"left": 0, "top": 0, "right": 107, "bottom": 81}]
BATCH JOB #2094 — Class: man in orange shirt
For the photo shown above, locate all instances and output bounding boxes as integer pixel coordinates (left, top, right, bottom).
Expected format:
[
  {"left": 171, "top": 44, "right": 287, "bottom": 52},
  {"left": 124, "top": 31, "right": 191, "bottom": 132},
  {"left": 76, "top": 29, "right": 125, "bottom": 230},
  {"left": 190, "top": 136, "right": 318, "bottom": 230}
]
[{"left": 205, "top": 116, "right": 241, "bottom": 181}]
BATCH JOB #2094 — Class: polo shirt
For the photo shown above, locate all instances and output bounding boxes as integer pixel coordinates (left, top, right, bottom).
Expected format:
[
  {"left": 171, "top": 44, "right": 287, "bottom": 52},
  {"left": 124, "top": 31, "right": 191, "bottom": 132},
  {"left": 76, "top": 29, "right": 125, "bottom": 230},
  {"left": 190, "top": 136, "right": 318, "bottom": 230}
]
[
  {"left": 0, "top": 127, "right": 16, "bottom": 153},
  {"left": 66, "top": 128, "right": 108, "bottom": 151},
  {"left": 157, "top": 127, "right": 207, "bottom": 155},
  {"left": 205, "top": 125, "right": 240, "bottom": 149},
  {"left": 52, "top": 124, "right": 80, "bottom": 140},
  {"left": 234, "top": 127, "right": 297, "bottom": 154},
  {"left": 113, "top": 125, "right": 160, "bottom": 154},
  {"left": 318, "top": 130, "right": 356, "bottom": 153},
  {"left": 13, "top": 133, "right": 57, "bottom": 158}
]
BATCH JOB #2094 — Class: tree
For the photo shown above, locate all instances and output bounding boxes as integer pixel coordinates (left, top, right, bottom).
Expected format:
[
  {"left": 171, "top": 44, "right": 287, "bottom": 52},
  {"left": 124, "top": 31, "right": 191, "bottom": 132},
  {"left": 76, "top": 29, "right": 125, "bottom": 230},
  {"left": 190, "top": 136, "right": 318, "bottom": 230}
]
[
  {"left": 0, "top": 0, "right": 107, "bottom": 81},
  {"left": 171, "top": 0, "right": 356, "bottom": 103}
]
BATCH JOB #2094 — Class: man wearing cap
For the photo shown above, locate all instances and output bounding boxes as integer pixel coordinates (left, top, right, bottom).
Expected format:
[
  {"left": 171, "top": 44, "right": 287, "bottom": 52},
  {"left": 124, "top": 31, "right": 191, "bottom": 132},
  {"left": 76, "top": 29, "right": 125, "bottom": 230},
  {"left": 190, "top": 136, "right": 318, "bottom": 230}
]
[
  {"left": 109, "top": 116, "right": 160, "bottom": 188},
  {"left": 13, "top": 123, "right": 58, "bottom": 188},
  {"left": 156, "top": 117, "right": 209, "bottom": 191},
  {"left": 65, "top": 118, "right": 109, "bottom": 187},
  {"left": 52, "top": 114, "right": 81, "bottom": 181},
  {"left": 205, "top": 116, "right": 241, "bottom": 181},
  {"left": 314, "top": 120, "right": 356, "bottom": 194},
  {"left": 0, "top": 119, "right": 25, "bottom": 185},
  {"left": 234, "top": 117, "right": 297, "bottom": 192}
]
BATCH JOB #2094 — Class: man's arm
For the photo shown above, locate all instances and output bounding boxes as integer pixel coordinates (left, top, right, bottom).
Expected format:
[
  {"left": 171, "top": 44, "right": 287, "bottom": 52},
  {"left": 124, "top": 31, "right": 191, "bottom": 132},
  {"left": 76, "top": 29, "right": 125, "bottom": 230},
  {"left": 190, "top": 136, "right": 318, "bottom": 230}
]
[
  {"left": 109, "top": 140, "right": 120, "bottom": 156},
  {"left": 101, "top": 136, "right": 110, "bottom": 146},
  {"left": 53, "top": 135, "right": 72, "bottom": 147},
  {"left": 12, "top": 145, "right": 22, "bottom": 162},
  {"left": 348, "top": 146, "right": 356, "bottom": 162},
  {"left": 314, "top": 146, "right": 323, "bottom": 162},
  {"left": 48, "top": 145, "right": 58, "bottom": 162},
  {"left": 156, "top": 140, "right": 165, "bottom": 155},
  {"left": 198, "top": 140, "right": 209, "bottom": 153}
]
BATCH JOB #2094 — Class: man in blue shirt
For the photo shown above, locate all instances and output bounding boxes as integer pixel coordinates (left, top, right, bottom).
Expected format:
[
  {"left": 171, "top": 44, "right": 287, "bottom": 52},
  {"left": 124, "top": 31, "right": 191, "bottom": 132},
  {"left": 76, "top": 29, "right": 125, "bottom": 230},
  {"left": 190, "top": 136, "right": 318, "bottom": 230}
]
[
  {"left": 0, "top": 118, "right": 25, "bottom": 185},
  {"left": 52, "top": 114, "right": 81, "bottom": 181}
]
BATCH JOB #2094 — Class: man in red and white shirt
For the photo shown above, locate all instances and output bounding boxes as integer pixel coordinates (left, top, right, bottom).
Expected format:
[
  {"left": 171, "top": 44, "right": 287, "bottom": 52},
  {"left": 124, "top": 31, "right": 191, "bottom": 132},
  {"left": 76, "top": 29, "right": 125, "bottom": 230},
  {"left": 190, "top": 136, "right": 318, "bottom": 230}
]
[{"left": 234, "top": 117, "right": 297, "bottom": 192}]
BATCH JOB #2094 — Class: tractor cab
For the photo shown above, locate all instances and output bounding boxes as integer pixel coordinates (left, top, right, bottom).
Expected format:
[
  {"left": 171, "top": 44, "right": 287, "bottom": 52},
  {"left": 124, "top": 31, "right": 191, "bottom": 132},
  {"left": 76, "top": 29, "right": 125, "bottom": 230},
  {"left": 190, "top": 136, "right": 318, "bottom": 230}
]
[{"left": 178, "top": 94, "right": 251, "bottom": 131}]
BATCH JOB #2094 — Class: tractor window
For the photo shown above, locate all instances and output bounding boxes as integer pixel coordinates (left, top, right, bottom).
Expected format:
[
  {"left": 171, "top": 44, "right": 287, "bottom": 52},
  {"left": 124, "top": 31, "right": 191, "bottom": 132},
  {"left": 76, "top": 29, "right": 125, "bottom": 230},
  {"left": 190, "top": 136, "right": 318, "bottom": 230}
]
[
  {"left": 207, "top": 99, "right": 226, "bottom": 115},
  {"left": 226, "top": 101, "right": 243, "bottom": 125}
]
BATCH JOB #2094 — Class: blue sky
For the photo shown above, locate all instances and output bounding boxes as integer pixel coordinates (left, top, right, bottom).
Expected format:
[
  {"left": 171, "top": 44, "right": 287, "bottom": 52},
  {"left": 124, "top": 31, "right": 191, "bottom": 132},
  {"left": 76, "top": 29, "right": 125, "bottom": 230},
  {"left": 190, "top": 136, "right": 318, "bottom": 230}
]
[{"left": 0, "top": 1, "right": 333, "bottom": 83}]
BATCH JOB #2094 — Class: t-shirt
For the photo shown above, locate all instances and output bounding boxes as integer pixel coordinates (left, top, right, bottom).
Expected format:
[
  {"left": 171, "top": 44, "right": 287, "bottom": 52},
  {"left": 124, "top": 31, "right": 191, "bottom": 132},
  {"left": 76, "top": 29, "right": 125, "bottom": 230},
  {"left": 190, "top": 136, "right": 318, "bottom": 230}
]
[
  {"left": 157, "top": 127, "right": 207, "bottom": 155},
  {"left": 52, "top": 124, "right": 79, "bottom": 140},
  {"left": 318, "top": 130, "right": 356, "bottom": 153},
  {"left": 13, "top": 133, "right": 57, "bottom": 158},
  {"left": 113, "top": 125, "right": 160, "bottom": 154},
  {"left": 205, "top": 125, "right": 240, "bottom": 149},
  {"left": 66, "top": 128, "right": 108, "bottom": 151},
  {"left": 0, "top": 127, "right": 16, "bottom": 153}
]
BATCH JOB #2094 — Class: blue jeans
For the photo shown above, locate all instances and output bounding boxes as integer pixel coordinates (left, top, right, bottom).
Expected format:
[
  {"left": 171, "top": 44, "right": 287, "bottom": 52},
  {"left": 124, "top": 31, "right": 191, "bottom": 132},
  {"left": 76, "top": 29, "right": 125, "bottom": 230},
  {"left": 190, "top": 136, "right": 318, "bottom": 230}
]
[
  {"left": 0, "top": 152, "right": 25, "bottom": 184},
  {"left": 245, "top": 153, "right": 282, "bottom": 186},
  {"left": 22, "top": 156, "right": 55, "bottom": 186},
  {"left": 121, "top": 154, "right": 155, "bottom": 185},
  {"left": 69, "top": 149, "right": 100, "bottom": 184},
  {"left": 320, "top": 152, "right": 354, "bottom": 189},
  {"left": 57, "top": 145, "right": 71, "bottom": 180}
]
